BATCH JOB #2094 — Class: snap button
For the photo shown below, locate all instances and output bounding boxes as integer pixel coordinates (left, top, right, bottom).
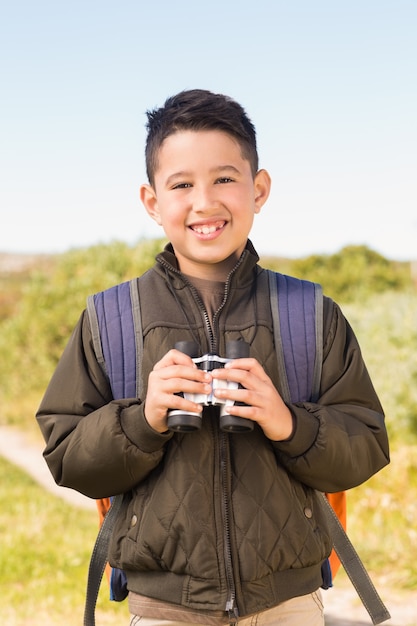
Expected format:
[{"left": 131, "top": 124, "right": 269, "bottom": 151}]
[
  {"left": 130, "top": 514, "right": 138, "bottom": 527},
  {"left": 304, "top": 507, "right": 313, "bottom": 519}
]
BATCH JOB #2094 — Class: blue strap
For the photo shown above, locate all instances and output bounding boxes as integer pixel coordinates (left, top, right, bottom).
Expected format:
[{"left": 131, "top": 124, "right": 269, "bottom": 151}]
[
  {"left": 267, "top": 271, "right": 321, "bottom": 403},
  {"left": 87, "top": 281, "right": 136, "bottom": 607},
  {"left": 92, "top": 281, "right": 137, "bottom": 399}
]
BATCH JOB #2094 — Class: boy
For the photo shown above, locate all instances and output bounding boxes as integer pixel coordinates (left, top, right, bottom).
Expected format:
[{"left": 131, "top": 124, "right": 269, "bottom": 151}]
[{"left": 36, "top": 89, "right": 390, "bottom": 626}]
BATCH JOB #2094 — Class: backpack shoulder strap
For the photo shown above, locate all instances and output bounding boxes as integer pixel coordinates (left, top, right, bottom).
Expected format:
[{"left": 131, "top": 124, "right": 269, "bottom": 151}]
[
  {"left": 267, "top": 269, "right": 390, "bottom": 625},
  {"left": 267, "top": 270, "right": 322, "bottom": 404},
  {"left": 83, "top": 493, "right": 125, "bottom": 626},
  {"left": 84, "top": 278, "right": 144, "bottom": 626},
  {"left": 86, "top": 278, "right": 144, "bottom": 399}
]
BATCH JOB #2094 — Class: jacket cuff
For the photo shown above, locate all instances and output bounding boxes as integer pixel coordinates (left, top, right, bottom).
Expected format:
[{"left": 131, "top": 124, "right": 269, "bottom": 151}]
[
  {"left": 272, "top": 404, "right": 320, "bottom": 457},
  {"left": 118, "top": 400, "right": 173, "bottom": 452}
]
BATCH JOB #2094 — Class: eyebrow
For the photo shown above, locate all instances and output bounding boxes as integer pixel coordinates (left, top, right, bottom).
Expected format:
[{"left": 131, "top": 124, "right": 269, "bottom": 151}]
[{"left": 165, "top": 165, "right": 241, "bottom": 187}]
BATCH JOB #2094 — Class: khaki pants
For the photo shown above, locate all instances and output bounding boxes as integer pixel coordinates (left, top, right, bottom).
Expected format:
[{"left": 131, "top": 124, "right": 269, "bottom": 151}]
[{"left": 130, "top": 591, "right": 324, "bottom": 626}]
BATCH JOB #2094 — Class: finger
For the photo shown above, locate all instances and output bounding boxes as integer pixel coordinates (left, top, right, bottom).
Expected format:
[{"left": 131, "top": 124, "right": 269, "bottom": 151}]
[
  {"left": 213, "top": 366, "right": 270, "bottom": 391},
  {"left": 152, "top": 363, "right": 211, "bottom": 385},
  {"left": 148, "top": 371, "right": 212, "bottom": 398},
  {"left": 224, "top": 357, "right": 262, "bottom": 372},
  {"left": 166, "top": 393, "right": 204, "bottom": 414},
  {"left": 214, "top": 385, "right": 261, "bottom": 408},
  {"left": 212, "top": 358, "right": 267, "bottom": 380},
  {"left": 153, "top": 348, "right": 197, "bottom": 371}
]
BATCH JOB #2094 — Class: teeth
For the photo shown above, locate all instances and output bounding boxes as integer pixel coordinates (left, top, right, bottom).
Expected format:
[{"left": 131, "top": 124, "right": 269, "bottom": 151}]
[
  {"left": 192, "top": 222, "right": 224, "bottom": 234},
  {"left": 195, "top": 225, "right": 217, "bottom": 234}
]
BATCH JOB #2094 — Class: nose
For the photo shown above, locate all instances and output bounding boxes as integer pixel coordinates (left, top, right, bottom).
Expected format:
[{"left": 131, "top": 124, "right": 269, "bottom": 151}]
[{"left": 192, "top": 184, "right": 217, "bottom": 213}]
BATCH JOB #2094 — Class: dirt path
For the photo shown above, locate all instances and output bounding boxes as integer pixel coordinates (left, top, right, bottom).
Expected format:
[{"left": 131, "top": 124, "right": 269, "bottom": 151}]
[
  {"left": 1, "top": 425, "right": 415, "bottom": 625},
  {"left": 0, "top": 425, "right": 95, "bottom": 509}
]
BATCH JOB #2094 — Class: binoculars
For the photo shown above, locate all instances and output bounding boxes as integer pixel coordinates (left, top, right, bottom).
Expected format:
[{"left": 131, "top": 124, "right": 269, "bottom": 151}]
[{"left": 167, "top": 340, "right": 253, "bottom": 433}]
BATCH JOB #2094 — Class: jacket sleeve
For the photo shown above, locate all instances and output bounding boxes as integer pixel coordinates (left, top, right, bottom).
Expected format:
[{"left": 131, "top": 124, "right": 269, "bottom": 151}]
[
  {"left": 36, "top": 311, "right": 173, "bottom": 499},
  {"left": 272, "top": 298, "right": 390, "bottom": 493}
]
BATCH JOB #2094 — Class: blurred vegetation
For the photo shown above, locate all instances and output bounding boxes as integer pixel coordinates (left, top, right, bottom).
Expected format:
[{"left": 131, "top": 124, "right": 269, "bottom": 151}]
[
  {"left": 0, "top": 238, "right": 166, "bottom": 430},
  {"left": 1, "top": 239, "right": 415, "bottom": 441},
  {"left": 0, "top": 239, "right": 417, "bottom": 597},
  {"left": 261, "top": 244, "right": 412, "bottom": 302},
  {"left": 0, "top": 456, "right": 127, "bottom": 626}
]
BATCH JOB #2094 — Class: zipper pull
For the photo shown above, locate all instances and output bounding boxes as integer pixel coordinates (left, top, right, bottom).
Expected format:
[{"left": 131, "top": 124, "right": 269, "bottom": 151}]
[{"left": 226, "top": 601, "right": 239, "bottom": 625}]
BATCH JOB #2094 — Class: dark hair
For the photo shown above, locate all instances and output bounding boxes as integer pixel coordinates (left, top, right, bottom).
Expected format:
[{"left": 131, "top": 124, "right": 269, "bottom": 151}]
[{"left": 145, "top": 89, "right": 259, "bottom": 186}]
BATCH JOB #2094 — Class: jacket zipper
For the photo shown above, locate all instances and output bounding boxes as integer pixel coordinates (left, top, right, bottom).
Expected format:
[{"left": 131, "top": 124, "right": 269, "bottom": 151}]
[
  {"left": 157, "top": 254, "right": 244, "bottom": 618},
  {"left": 182, "top": 270, "right": 239, "bottom": 619},
  {"left": 210, "top": 271, "right": 241, "bottom": 622},
  {"left": 220, "top": 433, "right": 239, "bottom": 624},
  {"left": 157, "top": 251, "right": 246, "bottom": 354},
  {"left": 194, "top": 285, "right": 240, "bottom": 620}
]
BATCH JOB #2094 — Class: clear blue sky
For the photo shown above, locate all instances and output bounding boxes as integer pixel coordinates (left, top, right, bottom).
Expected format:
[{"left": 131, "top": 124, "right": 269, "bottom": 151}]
[{"left": 1, "top": 0, "right": 416, "bottom": 260}]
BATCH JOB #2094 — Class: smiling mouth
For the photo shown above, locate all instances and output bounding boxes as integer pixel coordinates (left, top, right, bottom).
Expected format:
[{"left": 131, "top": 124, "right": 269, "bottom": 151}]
[{"left": 190, "top": 221, "right": 226, "bottom": 235}]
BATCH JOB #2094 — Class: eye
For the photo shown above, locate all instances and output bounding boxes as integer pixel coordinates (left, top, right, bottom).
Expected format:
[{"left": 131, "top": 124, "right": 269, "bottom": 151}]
[
  {"left": 215, "top": 177, "right": 234, "bottom": 184},
  {"left": 172, "top": 182, "right": 192, "bottom": 189}
]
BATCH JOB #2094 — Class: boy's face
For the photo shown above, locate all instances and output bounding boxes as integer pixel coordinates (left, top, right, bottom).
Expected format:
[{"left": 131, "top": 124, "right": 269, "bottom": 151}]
[{"left": 140, "top": 130, "right": 270, "bottom": 280}]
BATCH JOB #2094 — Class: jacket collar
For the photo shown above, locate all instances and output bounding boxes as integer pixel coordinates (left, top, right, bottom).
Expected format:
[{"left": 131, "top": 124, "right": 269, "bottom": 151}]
[{"left": 155, "top": 240, "right": 260, "bottom": 288}]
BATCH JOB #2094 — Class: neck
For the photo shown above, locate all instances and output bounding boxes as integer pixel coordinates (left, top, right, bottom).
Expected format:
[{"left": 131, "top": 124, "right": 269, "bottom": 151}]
[{"left": 176, "top": 251, "right": 244, "bottom": 282}]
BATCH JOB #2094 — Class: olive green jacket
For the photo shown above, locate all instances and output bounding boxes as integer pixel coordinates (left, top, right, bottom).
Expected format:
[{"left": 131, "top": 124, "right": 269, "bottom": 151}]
[{"left": 36, "top": 242, "right": 389, "bottom": 617}]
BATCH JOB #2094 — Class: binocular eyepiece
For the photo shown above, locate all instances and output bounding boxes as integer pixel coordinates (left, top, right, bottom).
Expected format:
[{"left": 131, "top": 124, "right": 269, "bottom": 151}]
[{"left": 167, "top": 340, "right": 253, "bottom": 433}]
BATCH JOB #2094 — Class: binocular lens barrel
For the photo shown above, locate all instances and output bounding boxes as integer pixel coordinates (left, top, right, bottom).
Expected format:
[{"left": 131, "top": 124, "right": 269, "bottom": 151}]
[{"left": 166, "top": 340, "right": 253, "bottom": 433}]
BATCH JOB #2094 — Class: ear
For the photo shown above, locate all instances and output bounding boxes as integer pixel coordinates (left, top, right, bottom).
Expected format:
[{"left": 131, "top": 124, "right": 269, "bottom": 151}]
[
  {"left": 253, "top": 169, "right": 271, "bottom": 214},
  {"left": 140, "top": 184, "right": 162, "bottom": 225}
]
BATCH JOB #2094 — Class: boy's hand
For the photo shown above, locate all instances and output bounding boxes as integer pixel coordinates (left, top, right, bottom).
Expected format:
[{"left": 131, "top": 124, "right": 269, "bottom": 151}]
[
  {"left": 212, "top": 358, "right": 294, "bottom": 441},
  {"left": 145, "top": 349, "right": 212, "bottom": 433}
]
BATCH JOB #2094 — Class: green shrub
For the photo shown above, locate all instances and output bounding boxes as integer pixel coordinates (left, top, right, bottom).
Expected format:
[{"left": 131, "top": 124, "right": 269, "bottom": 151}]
[
  {"left": 289, "top": 245, "right": 411, "bottom": 302},
  {"left": 341, "top": 291, "right": 417, "bottom": 443},
  {"left": 0, "top": 239, "right": 166, "bottom": 415}
]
